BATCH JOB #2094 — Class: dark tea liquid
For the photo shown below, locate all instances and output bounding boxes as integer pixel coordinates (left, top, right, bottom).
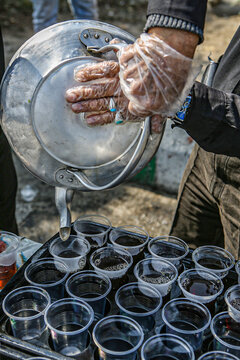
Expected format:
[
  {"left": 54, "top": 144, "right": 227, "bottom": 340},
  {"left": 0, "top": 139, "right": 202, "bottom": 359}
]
[
  {"left": 182, "top": 277, "right": 220, "bottom": 297},
  {"left": 115, "top": 235, "right": 145, "bottom": 247},
  {"left": 150, "top": 241, "right": 185, "bottom": 258},
  {"left": 58, "top": 249, "right": 80, "bottom": 258},
  {"left": 94, "top": 256, "right": 128, "bottom": 272},
  {"left": 148, "top": 356, "right": 179, "bottom": 360},
  {"left": 0, "top": 262, "right": 17, "bottom": 289},
  {"left": 198, "top": 258, "right": 226, "bottom": 270},
  {"left": 182, "top": 277, "right": 220, "bottom": 315},
  {"left": 231, "top": 299, "right": 240, "bottom": 311},
  {"left": 101, "top": 338, "right": 133, "bottom": 352}
]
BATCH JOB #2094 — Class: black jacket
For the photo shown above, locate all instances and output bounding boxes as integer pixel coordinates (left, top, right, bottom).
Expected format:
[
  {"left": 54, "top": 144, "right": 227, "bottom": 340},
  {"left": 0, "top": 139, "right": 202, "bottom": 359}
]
[
  {"left": 0, "top": 27, "right": 4, "bottom": 82},
  {"left": 147, "top": 0, "right": 240, "bottom": 157}
]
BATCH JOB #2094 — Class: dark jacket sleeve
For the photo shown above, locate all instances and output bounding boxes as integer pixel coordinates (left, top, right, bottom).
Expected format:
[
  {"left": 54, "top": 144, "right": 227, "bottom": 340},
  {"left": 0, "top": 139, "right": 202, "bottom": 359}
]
[
  {"left": 182, "top": 81, "right": 240, "bottom": 157},
  {"left": 147, "top": 0, "right": 207, "bottom": 30},
  {"left": 0, "top": 27, "right": 4, "bottom": 82},
  {"left": 145, "top": 0, "right": 207, "bottom": 42}
]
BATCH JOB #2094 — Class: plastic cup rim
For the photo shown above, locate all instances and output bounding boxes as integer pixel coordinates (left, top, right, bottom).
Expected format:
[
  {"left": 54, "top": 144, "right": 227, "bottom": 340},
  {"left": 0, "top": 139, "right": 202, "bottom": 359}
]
[
  {"left": 210, "top": 311, "right": 240, "bottom": 350},
  {"left": 162, "top": 297, "right": 211, "bottom": 334},
  {"left": 65, "top": 270, "right": 112, "bottom": 301},
  {"left": 134, "top": 257, "right": 178, "bottom": 286},
  {"left": 192, "top": 245, "right": 235, "bottom": 276},
  {"left": 198, "top": 351, "right": 239, "bottom": 360},
  {"left": 109, "top": 225, "right": 149, "bottom": 250},
  {"left": 235, "top": 261, "right": 240, "bottom": 275},
  {"left": 44, "top": 297, "right": 94, "bottom": 335},
  {"left": 177, "top": 268, "right": 224, "bottom": 303},
  {"left": 92, "top": 314, "right": 144, "bottom": 356},
  {"left": 73, "top": 214, "right": 112, "bottom": 237},
  {"left": 224, "top": 284, "right": 240, "bottom": 319},
  {"left": 0, "top": 233, "right": 19, "bottom": 256},
  {"left": 49, "top": 236, "right": 90, "bottom": 260},
  {"left": 90, "top": 246, "right": 133, "bottom": 273},
  {"left": 115, "top": 281, "right": 162, "bottom": 317},
  {"left": 24, "top": 257, "right": 70, "bottom": 287},
  {"left": 148, "top": 235, "right": 189, "bottom": 262},
  {"left": 2, "top": 285, "right": 51, "bottom": 320},
  {"left": 140, "top": 333, "right": 195, "bottom": 360}
]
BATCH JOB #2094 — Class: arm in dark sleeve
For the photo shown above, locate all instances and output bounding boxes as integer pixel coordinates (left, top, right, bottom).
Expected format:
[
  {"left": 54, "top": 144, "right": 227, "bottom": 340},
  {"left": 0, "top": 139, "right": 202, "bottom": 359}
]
[
  {"left": 181, "top": 81, "right": 240, "bottom": 157},
  {"left": 145, "top": 0, "right": 207, "bottom": 43}
]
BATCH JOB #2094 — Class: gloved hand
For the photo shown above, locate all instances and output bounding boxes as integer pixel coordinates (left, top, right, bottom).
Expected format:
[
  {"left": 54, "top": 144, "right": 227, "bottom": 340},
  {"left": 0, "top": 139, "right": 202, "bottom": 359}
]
[
  {"left": 65, "top": 31, "right": 198, "bottom": 132},
  {"left": 118, "top": 32, "right": 196, "bottom": 117}
]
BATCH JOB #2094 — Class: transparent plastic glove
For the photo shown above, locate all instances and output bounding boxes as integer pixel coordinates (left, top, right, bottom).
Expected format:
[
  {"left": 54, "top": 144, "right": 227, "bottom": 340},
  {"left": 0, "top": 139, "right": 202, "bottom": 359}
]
[
  {"left": 65, "top": 58, "right": 165, "bottom": 133},
  {"left": 117, "top": 33, "right": 198, "bottom": 117}
]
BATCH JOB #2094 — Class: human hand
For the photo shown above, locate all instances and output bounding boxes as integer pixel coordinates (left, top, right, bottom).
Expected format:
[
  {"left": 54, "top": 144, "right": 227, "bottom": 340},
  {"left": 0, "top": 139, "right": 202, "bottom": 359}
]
[
  {"left": 65, "top": 58, "right": 165, "bottom": 133},
  {"left": 117, "top": 31, "right": 198, "bottom": 117}
]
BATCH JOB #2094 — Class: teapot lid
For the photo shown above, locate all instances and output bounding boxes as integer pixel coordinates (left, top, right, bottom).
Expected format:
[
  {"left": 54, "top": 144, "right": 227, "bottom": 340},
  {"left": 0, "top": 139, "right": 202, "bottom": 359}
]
[{"left": 31, "top": 55, "right": 141, "bottom": 169}]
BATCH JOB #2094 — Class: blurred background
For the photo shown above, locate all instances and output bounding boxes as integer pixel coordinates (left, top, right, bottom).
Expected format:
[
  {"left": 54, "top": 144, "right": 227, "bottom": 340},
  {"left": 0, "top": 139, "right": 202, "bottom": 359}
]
[{"left": 1, "top": 0, "right": 240, "bottom": 243}]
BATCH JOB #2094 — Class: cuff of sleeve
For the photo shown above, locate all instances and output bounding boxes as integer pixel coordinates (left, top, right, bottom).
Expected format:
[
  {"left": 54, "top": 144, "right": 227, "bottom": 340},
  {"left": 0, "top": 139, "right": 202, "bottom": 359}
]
[{"left": 144, "top": 14, "right": 204, "bottom": 44}]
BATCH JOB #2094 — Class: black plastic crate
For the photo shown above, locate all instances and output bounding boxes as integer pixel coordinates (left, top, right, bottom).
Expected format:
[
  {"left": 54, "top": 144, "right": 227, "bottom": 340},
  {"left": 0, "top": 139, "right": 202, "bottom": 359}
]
[{"left": 0, "top": 226, "right": 238, "bottom": 359}]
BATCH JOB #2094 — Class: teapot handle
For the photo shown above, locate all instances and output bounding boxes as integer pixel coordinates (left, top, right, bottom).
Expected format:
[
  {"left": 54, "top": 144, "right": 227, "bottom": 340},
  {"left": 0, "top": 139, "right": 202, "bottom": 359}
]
[{"left": 67, "top": 117, "right": 150, "bottom": 191}]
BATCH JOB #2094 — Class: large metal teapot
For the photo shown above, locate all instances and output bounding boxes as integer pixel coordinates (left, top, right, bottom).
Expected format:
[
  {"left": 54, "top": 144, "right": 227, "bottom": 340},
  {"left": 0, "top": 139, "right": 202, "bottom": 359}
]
[{"left": 0, "top": 20, "right": 164, "bottom": 239}]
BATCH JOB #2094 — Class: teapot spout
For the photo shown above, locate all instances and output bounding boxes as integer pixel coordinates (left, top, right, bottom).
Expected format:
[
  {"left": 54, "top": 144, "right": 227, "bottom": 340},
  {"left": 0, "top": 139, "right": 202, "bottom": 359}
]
[{"left": 55, "top": 187, "right": 74, "bottom": 241}]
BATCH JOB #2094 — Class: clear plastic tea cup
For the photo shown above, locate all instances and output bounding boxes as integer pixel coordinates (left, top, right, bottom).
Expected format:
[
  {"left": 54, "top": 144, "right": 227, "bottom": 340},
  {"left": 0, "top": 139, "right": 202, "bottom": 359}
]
[
  {"left": 192, "top": 245, "right": 235, "bottom": 279},
  {"left": 44, "top": 298, "right": 94, "bottom": 357},
  {"left": 24, "top": 257, "right": 69, "bottom": 302},
  {"left": 141, "top": 333, "right": 195, "bottom": 360},
  {"left": 2, "top": 286, "right": 51, "bottom": 346},
  {"left": 210, "top": 311, "right": 240, "bottom": 357},
  {"left": 224, "top": 284, "right": 240, "bottom": 322},
  {"left": 65, "top": 270, "right": 112, "bottom": 321},
  {"left": 49, "top": 235, "right": 90, "bottom": 273},
  {"left": 73, "top": 214, "right": 111, "bottom": 249},
  {"left": 93, "top": 315, "right": 144, "bottom": 360}
]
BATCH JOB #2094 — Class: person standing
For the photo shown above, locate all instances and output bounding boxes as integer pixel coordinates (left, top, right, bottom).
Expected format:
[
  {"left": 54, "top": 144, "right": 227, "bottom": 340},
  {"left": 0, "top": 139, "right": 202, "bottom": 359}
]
[
  {"left": 31, "top": 0, "right": 98, "bottom": 33},
  {"left": 0, "top": 27, "right": 18, "bottom": 234},
  {"left": 65, "top": 0, "right": 240, "bottom": 260}
]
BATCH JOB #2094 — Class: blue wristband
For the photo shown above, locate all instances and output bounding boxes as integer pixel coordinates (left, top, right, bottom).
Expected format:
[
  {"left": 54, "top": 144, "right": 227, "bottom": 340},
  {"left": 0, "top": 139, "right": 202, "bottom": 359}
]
[{"left": 175, "top": 95, "right": 192, "bottom": 122}]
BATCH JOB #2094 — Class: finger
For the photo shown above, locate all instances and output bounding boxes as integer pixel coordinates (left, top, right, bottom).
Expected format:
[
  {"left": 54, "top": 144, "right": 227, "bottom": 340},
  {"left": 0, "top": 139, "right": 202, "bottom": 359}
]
[
  {"left": 65, "top": 77, "right": 119, "bottom": 103},
  {"left": 118, "top": 44, "right": 136, "bottom": 65},
  {"left": 150, "top": 115, "right": 166, "bottom": 134},
  {"left": 122, "top": 59, "right": 146, "bottom": 81},
  {"left": 71, "top": 96, "right": 125, "bottom": 113},
  {"left": 74, "top": 61, "right": 120, "bottom": 82},
  {"left": 128, "top": 101, "right": 150, "bottom": 117},
  {"left": 85, "top": 111, "right": 115, "bottom": 126},
  {"left": 71, "top": 98, "right": 110, "bottom": 113}
]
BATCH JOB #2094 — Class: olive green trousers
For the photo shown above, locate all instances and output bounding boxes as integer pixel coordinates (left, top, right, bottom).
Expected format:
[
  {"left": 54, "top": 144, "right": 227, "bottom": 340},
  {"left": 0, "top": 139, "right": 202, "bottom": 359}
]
[{"left": 170, "top": 144, "right": 240, "bottom": 260}]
